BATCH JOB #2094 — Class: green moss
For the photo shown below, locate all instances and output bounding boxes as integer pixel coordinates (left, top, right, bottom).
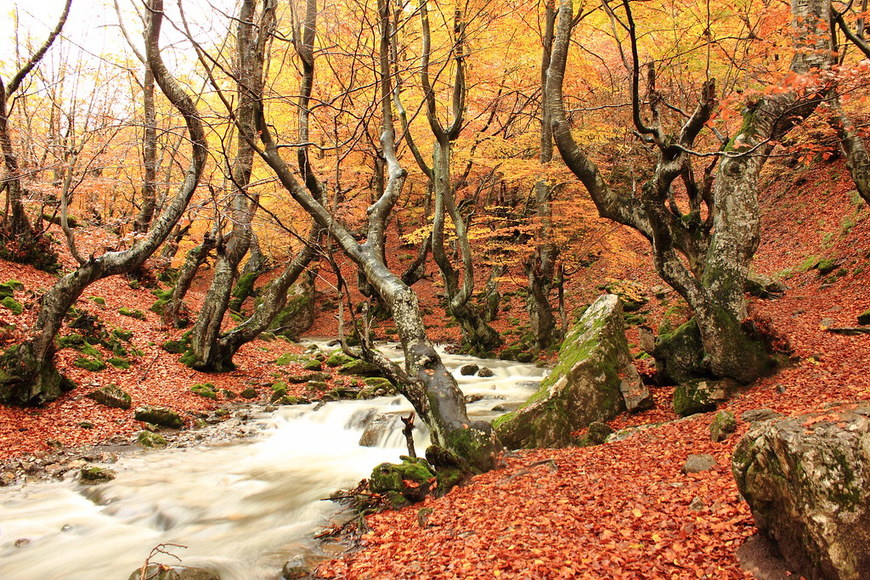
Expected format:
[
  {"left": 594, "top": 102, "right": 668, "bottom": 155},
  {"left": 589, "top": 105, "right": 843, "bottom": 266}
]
[
  {"left": 56, "top": 333, "right": 85, "bottom": 349},
  {"left": 113, "top": 329, "right": 134, "bottom": 342},
  {"left": 1, "top": 297, "right": 23, "bottom": 315},
  {"left": 136, "top": 430, "right": 167, "bottom": 448},
  {"left": 798, "top": 255, "right": 820, "bottom": 272},
  {"left": 229, "top": 271, "right": 258, "bottom": 312},
  {"left": 190, "top": 383, "right": 218, "bottom": 399},
  {"left": 88, "top": 296, "right": 106, "bottom": 306},
  {"left": 240, "top": 387, "right": 258, "bottom": 399},
  {"left": 80, "top": 466, "right": 116, "bottom": 484},
  {"left": 74, "top": 357, "right": 106, "bottom": 372},
  {"left": 107, "top": 357, "right": 131, "bottom": 369},
  {"left": 325, "top": 351, "right": 354, "bottom": 367},
  {"left": 118, "top": 307, "right": 146, "bottom": 320},
  {"left": 162, "top": 340, "right": 185, "bottom": 354}
]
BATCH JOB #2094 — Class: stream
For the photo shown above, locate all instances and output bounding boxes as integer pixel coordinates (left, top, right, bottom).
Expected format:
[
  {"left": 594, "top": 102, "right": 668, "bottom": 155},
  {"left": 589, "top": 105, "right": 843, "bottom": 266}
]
[{"left": 0, "top": 346, "right": 545, "bottom": 580}]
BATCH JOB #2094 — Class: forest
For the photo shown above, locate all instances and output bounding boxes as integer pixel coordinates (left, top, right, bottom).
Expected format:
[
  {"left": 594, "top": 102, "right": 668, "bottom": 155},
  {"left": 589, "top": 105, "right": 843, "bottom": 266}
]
[{"left": 0, "top": 0, "right": 869, "bottom": 578}]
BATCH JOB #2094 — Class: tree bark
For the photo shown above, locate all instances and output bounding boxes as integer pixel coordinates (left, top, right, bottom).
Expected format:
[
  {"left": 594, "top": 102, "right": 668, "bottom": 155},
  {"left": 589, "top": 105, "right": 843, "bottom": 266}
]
[
  {"left": 527, "top": 0, "right": 561, "bottom": 350},
  {"left": 0, "top": 0, "right": 207, "bottom": 405},
  {"left": 134, "top": 68, "right": 158, "bottom": 232}
]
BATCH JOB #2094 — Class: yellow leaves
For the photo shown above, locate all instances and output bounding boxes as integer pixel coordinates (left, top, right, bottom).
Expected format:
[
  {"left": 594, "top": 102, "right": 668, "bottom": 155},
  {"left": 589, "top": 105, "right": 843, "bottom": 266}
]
[{"left": 631, "top": 507, "right": 643, "bottom": 517}]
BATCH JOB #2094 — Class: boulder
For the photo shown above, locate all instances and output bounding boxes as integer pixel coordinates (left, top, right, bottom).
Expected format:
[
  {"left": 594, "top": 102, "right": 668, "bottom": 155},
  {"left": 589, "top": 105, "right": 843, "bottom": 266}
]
[
  {"left": 477, "top": 367, "right": 494, "bottom": 378},
  {"left": 494, "top": 294, "right": 647, "bottom": 448},
  {"left": 682, "top": 454, "right": 717, "bottom": 473},
  {"left": 710, "top": 410, "right": 737, "bottom": 442},
  {"left": 134, "top": 406, "right": 184, "bottom": 429},
  {"left": 653, "top": 319, "right": 707, "bottom": 384},
  {"left": 745, "top": 273, "right": 787, "bottom": 299},
  {"left": 337, "top": 359, "right": 381, "bottom": 377},
  {"left": 80, "top": 465, "right": 116, "bottom": 484},
  {"left": 127, "top": 565, "right": 219, "bottom": 580},
  {"left": 858, "top": 308, "right": 870, "bottom": 326},
  {"left": 673, "top": 379, "right": 734, "bottom": 416},
  {"left": 87, "top": 384, "right": 132, "bottom": 410},
  {"left": 369, "top": 456, "right": 436, "bottom": 508},
  {"left": 460, "top": 364, "right": 480, "bottom": 376},
  {"left": 732, "top": 402, "right": 870, "bottom": 580}
]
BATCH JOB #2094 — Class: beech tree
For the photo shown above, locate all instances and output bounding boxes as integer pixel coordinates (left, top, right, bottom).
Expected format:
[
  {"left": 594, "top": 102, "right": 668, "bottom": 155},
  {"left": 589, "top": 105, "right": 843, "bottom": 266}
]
[
  {"left": 0, "top": 0, "right": 207, "bottom": 405},
  {"left": 547, "top": 0, "right": 834, "bottom": 383},
  {"left": 246, "top": 0, "right": 500, "bottom": 470},
  {"left": 401, "top": 1, "right": 502, "bottom": 354},
  {"left": 0, "top": 0, "right": 71, "bottom": 270}
]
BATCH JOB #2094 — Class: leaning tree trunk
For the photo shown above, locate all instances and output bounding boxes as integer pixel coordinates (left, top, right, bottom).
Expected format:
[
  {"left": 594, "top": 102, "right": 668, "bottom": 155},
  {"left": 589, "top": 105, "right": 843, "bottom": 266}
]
[
  {"left": 165, "top": 230, "right": 215, "bottom": 327},
  {"left": 184, "top": 0, "right": 268, "bottom": 371},
  {"left": 0, "top": 0, "right": 207, "bottom": 405},
  {"left": 247, "top": 0, "right": 500, "bottom": 471},
  {"left": 830, "top": 98, "right": 870, "bottom": 204}
]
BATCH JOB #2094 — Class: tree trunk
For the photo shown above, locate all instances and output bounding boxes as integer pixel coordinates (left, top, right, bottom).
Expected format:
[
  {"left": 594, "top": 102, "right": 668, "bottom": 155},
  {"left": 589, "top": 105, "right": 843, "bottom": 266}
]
[
  {"left": 0, "top": 0, "right": 207, "bottom": 405},
  {"left": 134, "top": 68, "right": 158, "bottom": 232},
  {"left": 184, "top": 0, "right": 269, "bottom": 370},
  {"left": 165, "top": 231, "right": 215, "bottom": 327},
  {"left": 830, "top": 98, "right": 870, "bottom": 204},
  {"left": 526, "top": 0, "right": 560, "bottom": 351},
  {"left": 246, "top": 0, "right": 501, "bottom": 471}
]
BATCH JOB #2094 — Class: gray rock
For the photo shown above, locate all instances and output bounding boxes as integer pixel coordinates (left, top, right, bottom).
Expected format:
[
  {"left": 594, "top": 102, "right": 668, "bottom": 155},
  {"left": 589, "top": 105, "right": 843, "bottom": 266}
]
[
  {"left": 494, "top": 294, "right": 643, "bottom": 448},
  {"left": 477, "top": 367, "right": 494, "bottom": 378},
  {"left": 746, "top": 273, "right": 787, "bottom": 299},
  {"left": 87, "top": 384, "right": 132, "bottom": 410},
  {"left": 741, "top": 408, "right": 781, "bottom": 423},
  {"left": 134, "top": 406, "right": 184, "bottom": 429},
  {"left": 673, "top": 379, "right": 735, "bottom": 416},
  {"left": 460, "top": 364, "right": 480, "bottom": 376},
  {"left": 710, "top": 410, "right": 737, "bottom": 442},
  {"left": 732, "top": 402, "right": 870, "bottom": 580},
  {"left": 682, "top": 454, "right": 717, "bottom": 473}
]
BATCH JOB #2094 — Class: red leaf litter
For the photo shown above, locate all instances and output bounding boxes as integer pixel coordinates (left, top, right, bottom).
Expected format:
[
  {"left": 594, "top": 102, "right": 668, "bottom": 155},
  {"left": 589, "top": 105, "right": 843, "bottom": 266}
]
[{"left": 1, "top": 157, "right": 869, "bottom": 578}]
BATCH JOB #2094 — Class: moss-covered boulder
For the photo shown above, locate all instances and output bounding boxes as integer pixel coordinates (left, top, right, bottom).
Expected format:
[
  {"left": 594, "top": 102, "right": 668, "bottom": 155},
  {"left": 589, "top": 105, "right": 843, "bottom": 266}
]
[
  {"left": 0, "top": 280, "right": 23, "bottom": 299},
  {"left": 337, "top": 359, "right": 382, "bottom": 377},
  {"left": 732, "top": 402, "right": 870, "bottom": 580},
  {"left": 494, "top": 294, "right": 648, "bottom": 449},
  {"left": 710, "top": 409, "right": 737, "bottom": 442},
  {"left": 190, "top": 383, "right": 218, "bottom": 399},
  {"left": 80, "top": 465, "right": 116, "bottom": 485},
  {"left": 369, "top": 456, "right": 436, "bottom": 508},
  {"left": 358, "top": 377, "right": 396, "bottom": 399},
  {"left": 858, "top": 308, "right": 870, "bottom": 326},
  {"left": 87, "top": 384, "right": 132, "bottom": 410},
  {"left": 325, "top": 350, "right": 354, "bottom": 367},
  {"left": 136, "top": 430, "right": 167, "bottom": 448},
  {"left": 240, "top": 387, "right": 258, "bottom": 399},
  {"left": 653, "top": 318, "right": 707, "bottom": 384},
  {"left": 266, "top": 281, "right": 314, "bottom": 340},
  {"left": 134, "top": 406, "right": 184, "bottom": 429},
  {"left": 674, "top": 378, "right": 740, "bottom": 417},
  {"left": 1, "top": 296, "right": 23, "bottom": 315},
  {"left": 127, "top": 565, "right": 219, "bottom": 580}
]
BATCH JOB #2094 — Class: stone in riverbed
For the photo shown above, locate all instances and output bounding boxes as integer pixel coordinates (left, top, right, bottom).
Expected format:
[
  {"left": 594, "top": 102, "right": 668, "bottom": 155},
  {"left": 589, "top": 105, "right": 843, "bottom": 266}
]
[
  {"left": 134, "top": 406, "right": 184, "bottom": 429},
  {"left": 732, "top": 402, "right": 870, "bottom": 580},
  {"left": 460, "top": 364, "right": 479, "bottom": 376}
]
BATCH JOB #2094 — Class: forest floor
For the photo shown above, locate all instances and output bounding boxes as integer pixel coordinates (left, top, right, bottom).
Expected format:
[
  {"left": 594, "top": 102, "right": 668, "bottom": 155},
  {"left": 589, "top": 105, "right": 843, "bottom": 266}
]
[{"left": 0, "top": 157, "right": 869, "bottom": 578}]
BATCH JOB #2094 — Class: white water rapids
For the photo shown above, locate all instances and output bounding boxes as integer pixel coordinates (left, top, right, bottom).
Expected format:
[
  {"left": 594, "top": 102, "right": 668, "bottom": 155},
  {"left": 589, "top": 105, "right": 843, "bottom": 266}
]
[{"left": 0, "top": 346, "right": 545, "bottom": 579}]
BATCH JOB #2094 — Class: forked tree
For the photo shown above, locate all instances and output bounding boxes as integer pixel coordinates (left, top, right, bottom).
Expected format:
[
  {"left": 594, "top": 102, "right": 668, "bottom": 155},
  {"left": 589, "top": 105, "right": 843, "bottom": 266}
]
[
  {"left": 0, "top": 0, "right": 207, "bottom": 405},
  {"left": 547, "top": 0, "right": 834, "bottom": 383}
]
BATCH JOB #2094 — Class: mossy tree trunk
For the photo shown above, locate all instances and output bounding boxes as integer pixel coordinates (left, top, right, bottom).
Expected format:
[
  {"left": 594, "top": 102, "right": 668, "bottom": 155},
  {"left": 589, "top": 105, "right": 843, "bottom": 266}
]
[
  {"left": 245, "top": 0, "right": 501, "bottom": 471},
  {"left": 547, "top": 0, "right": 833, "bottom": 383},
  {"left": 184, "top": 0, "right": 269, "bottom": 371},
  {"left": 0, "top": 0, "right": 207, "bottom": 405}
]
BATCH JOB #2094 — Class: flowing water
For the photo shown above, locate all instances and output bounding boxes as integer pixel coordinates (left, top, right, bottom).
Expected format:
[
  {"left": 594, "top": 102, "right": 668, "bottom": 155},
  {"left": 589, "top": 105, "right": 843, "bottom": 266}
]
[{"left": 0, "top": 347, "right": 545, "bottom": 580}]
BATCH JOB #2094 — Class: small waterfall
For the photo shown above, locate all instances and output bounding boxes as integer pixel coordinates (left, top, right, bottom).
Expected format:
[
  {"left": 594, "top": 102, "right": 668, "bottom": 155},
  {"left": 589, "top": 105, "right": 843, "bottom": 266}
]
[{"left": 0, "top": 347, "right": 544, "bottom": 580}]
